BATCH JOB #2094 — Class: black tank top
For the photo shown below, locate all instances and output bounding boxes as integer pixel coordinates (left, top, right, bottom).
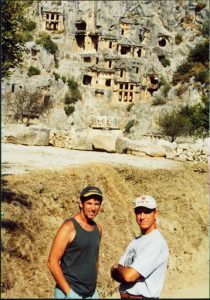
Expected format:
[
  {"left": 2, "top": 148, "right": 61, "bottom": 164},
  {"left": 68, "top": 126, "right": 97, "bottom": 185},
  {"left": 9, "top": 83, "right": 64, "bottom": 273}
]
[{"left": 59, "top": 217, "right": 100, "bottom": 297}]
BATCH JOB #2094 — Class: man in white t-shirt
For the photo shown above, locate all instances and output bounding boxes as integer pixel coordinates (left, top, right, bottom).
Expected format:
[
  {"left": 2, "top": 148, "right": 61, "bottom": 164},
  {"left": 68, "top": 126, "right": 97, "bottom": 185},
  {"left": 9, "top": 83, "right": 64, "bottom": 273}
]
[{"left": 111, "top": 195, "right": 169, "bottom": 299}]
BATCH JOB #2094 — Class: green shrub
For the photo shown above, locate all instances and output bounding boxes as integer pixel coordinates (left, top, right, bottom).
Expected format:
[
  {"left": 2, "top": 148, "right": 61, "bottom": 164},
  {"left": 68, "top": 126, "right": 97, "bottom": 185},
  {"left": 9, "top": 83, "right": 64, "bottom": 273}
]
[
  {"left": 20, "top": 31, "right": 33, "bottom": 43},
  {"left": 173, "top": 40, "right": 208, "bottom": 85},
  {"left": 176, "top": 84, "right": 187, "bottom": 96},
  {"left": 67, "top": 78, "right": 82, "bottom": 103},
  {"left": 61, "top": 76, "right": 67, "bottom": 83},
  {"left": 194, "top": 70, "right": 208, "bottom": 84},
  {"left": 180, "top": 94, "right": 209, "bottom": 137},
  {"left": 53, "top": 72, "right": 60, "bottom": 81},
  {"left": 36, "top": 33, "right": 58, "bottom": 55},
  {"left": 126, "top": 103, "right": 133, "bottom": 112},
  {"left": 124, "top": 119, "right": 135, "bottom": 133},
  {"left": 201, "top": 20, "right": 209, "bottom": 37},
  {"left": 158, "top": 111, "right": 190, "bottom": 142},
  {"left": 162, "top": 83, "right": 171, "bottom": 97},
  {"left": 175, "top": 33, "right": 183, "bottom": 45},
  {"left": 27, "top": 66, "right": 40, "bottom": 77},
  {"left": 173, "top": 62, "right": 193, "bottom": 84},
  {"left": 195, "top": 1, "right": 206, "bottom": 12},
  {"left": 152, "top": 97, "right": 166, "bottom": 106},
  {"left": 188, "top": 40, "right": 208, "bottom": 64},
  {"left": 158, "top": 94, "right": 209, "bottom": 141},
  {"left": 54, "top": 57, "right": 59, "bottom": 68},
  {"left": 64, "top": 93, "right": 72, "bottom": 105},
  {"left": 159, "top": 77, "right": 171, "bottom": 97},
  {"left": 160, "top": 58, "right": 170, "bottom": 68},
  {"left": 22, "top": 19, "right": 36, "bottom": 31},
  {"left": 64, "top": 105, "right": 75, "bottom": 116},
  {"left": 67, "top": 78, "right": 78, "bottom": 90}
]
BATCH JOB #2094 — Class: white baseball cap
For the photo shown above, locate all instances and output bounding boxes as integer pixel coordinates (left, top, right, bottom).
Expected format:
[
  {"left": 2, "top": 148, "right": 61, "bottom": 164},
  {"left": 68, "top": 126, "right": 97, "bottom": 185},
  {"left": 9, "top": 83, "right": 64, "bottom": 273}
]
[{"left": 134, "top": 195, "right": 157, "bottom": 209}]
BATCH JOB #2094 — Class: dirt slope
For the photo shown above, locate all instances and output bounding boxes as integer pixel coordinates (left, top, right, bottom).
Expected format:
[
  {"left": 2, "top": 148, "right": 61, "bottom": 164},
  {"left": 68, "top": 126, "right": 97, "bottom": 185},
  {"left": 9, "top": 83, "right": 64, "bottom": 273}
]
[{"left": 1, "top": 159, "right": 209, "bottom": 298}]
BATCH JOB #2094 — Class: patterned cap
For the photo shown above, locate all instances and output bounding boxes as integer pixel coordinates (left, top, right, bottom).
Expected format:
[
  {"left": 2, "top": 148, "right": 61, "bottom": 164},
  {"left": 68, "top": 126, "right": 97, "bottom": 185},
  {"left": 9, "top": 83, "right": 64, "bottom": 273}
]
[{"left": 134, "top": 195, "right": 157, "bottom": 209}]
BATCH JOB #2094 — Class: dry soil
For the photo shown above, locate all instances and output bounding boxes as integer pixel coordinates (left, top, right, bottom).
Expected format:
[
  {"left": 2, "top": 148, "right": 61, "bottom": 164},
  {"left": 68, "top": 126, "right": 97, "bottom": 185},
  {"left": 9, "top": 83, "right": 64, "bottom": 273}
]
[{"left": 1, "top": 143, "right": 209, "bottom": 298}]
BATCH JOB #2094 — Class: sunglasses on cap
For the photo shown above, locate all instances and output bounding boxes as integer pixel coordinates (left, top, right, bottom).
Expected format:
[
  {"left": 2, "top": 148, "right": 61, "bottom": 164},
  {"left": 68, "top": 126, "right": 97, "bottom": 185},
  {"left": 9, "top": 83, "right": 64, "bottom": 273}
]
[{"left": 134, "top": 207, "right": 156, "bottom": 214}]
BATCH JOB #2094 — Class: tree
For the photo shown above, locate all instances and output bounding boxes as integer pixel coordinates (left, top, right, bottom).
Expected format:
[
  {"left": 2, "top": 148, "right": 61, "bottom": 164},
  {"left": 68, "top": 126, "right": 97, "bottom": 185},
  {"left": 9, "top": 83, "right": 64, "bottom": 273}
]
[
  {"left": 1, "top": 0, "right": 33, "bottom": 77},
  {"left": 158, "top": 110, "right": 191, "bottom": 142},
  {"left": 4, "top": 89, "right": 52, "bottom": 126}
]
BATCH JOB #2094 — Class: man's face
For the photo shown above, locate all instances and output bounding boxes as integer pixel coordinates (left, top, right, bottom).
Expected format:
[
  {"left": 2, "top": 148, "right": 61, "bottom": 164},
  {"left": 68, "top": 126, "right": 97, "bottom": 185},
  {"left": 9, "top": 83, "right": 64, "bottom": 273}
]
[
  {"left": 80, "top": 198, "right": 102, "bottom": 219},
  {"left": 135, "top": 207, "right": 157, "bottom": 234}
]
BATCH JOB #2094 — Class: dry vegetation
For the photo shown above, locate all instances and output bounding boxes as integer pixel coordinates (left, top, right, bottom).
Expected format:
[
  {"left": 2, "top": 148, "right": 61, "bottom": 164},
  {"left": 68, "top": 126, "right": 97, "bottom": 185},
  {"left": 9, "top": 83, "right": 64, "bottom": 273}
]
[{"left": 1, "top": 162, "right": 209, "bottom": 298}]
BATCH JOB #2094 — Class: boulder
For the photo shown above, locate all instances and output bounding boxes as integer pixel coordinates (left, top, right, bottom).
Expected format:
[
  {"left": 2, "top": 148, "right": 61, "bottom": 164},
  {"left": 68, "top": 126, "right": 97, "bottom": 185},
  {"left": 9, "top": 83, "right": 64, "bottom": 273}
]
[
  {"left": 3, "top": 124, "right": 50, "bottom": 146},
  {"left": 92, "top": 134, "right": 117, "bottom": 152}
]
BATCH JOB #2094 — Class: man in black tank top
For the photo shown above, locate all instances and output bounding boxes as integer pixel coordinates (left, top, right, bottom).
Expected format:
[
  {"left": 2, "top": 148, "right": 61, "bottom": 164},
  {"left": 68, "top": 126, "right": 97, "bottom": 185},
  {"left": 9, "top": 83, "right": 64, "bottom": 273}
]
[{"left": 48, "top": 186, "right": 103, "bottom": 299}]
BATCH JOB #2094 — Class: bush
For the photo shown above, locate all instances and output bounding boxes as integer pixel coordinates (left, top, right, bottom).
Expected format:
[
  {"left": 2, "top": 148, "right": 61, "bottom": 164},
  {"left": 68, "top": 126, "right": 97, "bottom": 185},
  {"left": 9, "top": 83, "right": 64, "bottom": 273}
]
[
  {"left": 159, "top": 77, "right": 171, "bottom": 97},
  {"left": 162, "top": 83, "right": 171, "bottom": 97},
  {"left": 22, "top": 19, "right": 36, "bottom": 31},
  {"left": 53, "top": 72, "right": 60, "bottom": 81},
  {"left": 27, "top": 66, "right": 40, "bottom": 77},
  {"left": 173, "top": 40, "right": 209, "bottom": 85},
  {"left": 175, "top": 33, "right": 183, "bottom": 45},
  {"left": 61, "top": 76, "right": 67, "bottom": 83},
  {"left": 20, "top": 31, "right": 33, "bottom": 43},
  {"left": 188, "top": 40, "right": 208, "bottom": 64},
  {"left": 152, "top": 97, "right": 166, "bottom": 106},
  {"left": 158, "top": 94, "right": 209, "bottom": 141},
  {"left": 195, "top": 1, "right": 206, "bottom": 12},
  {"left": 124, "top": 119, "right": 135, "bottom": 133},
  {"left": 180, "top": 94, "right": 209, "bottom": 137},
  {"left": 194, "top": 70, "right": 208, "bottom": 84},
  {"left": 160, "top": 58, "right": 170, "bottom": 68},
  {"left": 36, "top": 33, "right": 58, "bottom": 55},
  {"left": 173, "top": 62, "right": 193, "bottom": 84},
  {"left": 126, "top": 103, "right": 133, "bottom": 112},
  {"left": 67, "top": 78, "right": 82, "bottom": 103},
  {"left": 64, "top": 93, "right": 72, "bottom": 105},
  {"left": 201, "top": 20, "right": 209, "bottom": 37},
  {"left": 67, "top": 78, "right": 78, "bottom": 90},
  {"left": 64, "top": 105, "right": 75, "bottom": 116},
  {"left": 158, "top": 110, "right": 190, "bottom": 142}
]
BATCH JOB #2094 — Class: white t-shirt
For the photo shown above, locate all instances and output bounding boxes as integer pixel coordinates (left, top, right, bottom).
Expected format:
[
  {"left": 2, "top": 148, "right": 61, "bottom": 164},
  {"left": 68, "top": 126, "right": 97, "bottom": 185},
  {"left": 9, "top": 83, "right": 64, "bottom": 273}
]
[{"left": 119, "top": 229, "right": 169, "bottom": 298}]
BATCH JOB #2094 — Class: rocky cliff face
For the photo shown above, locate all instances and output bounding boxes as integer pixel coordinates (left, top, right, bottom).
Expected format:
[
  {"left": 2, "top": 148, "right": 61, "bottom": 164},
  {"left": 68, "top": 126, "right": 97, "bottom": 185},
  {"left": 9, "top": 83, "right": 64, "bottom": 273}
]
[{"left": 3, "top": 0, "right": 208, "bottom": 136}]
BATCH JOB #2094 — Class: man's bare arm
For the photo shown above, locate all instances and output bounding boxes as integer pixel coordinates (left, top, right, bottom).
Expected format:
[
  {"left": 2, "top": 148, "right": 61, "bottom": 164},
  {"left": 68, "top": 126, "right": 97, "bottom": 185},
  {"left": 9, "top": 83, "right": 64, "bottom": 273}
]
[{"left": 111, "top": 264, "right": 143, "bottom": 283}]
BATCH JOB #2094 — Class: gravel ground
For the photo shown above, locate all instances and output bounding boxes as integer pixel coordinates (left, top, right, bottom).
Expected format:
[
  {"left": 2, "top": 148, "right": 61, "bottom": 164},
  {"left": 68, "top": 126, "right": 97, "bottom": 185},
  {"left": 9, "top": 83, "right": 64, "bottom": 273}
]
[{"left": 2, "top": 143, "right": 182, "bottom": 175}]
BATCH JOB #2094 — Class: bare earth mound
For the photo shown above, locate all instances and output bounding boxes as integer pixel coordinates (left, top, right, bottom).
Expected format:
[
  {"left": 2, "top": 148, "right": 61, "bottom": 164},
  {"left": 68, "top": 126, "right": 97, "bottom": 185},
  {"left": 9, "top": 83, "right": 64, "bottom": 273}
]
[{"left": 1, "top": 145, "right": 209, "bottom": 298}]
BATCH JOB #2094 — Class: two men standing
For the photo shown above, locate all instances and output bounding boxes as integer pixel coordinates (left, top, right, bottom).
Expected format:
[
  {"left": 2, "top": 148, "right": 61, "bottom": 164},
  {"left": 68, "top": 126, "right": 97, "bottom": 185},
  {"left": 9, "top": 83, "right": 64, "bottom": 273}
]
[{"left": 48, "top": 187, "right": 169, "bottom": 299}]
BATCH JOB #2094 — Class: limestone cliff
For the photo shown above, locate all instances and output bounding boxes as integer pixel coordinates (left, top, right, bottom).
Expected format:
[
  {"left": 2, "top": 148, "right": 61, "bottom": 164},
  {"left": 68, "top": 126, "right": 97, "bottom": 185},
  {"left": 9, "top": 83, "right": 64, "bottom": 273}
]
[{"left": 3, "top": 0, "right": 209, "bottom": 137}]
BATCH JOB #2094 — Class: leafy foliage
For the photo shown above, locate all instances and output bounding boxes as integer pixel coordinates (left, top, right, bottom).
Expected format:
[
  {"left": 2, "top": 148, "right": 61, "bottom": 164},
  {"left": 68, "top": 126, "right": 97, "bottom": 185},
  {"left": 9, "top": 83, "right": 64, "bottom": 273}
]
[
  {"left": 180, "top": 94, "right": 209, "bottom": 137},
  {"left": 53, "top": 72, "right": 60, "bottom": 81},
  {"left": 126, "top": 103, "right": 133, "bottom": 112},
  {"left": 36, "top": 33, "right": 58, "bottom": 55},
  {"left": 158, "top": 94, "right": 209, "bottom": 141},
  {"left": 160, "top": 58, "right": 170, "bottom": 68},
  {"left": 173, "top": 40, "right": 209, "bottom": 85},
  {"left": 64, "top": 105, "right": 75, "bottom": 116},
  {"left": 124, "top": 120, "right": 135, "bottom": 133},
  {"left": 2, "top": 0, "right": 33, "bottom": 77},
  {"left": 66, "top": 78, "right": 82, "bottom": 103},
  {"left": 159, "top": 77, "right": 171, "bottom": 97},
  {"left": 152, "top": 97, "right": 166, "bottom": 106},
  {"left": 27, "top": 66, "right": 40, "bottom": 77},
  {"left": 175, "top": 33, "right": 183, "bottom": 44},
  {"left": 158, "top": 111, "right": 190, "bottom": 142}
]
